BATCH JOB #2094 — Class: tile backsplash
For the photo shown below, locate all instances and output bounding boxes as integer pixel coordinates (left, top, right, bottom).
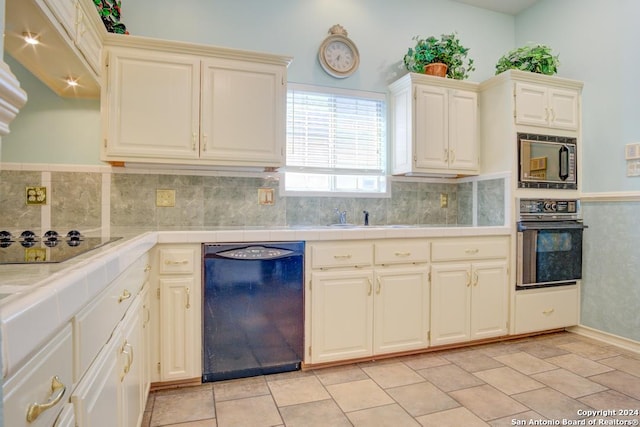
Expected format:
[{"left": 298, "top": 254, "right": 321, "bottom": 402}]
[{"left": 0, "top": 167, "right": 506, "bottom": 232}]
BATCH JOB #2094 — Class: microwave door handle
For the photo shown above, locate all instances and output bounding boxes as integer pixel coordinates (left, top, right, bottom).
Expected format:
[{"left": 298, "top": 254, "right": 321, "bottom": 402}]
[{"left": 559, "top": 145, "right": 569, "bottom": 181}]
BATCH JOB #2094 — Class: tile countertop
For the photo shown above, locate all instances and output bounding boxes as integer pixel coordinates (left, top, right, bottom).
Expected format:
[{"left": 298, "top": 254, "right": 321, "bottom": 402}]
[{"left": 0, "top": 225, "right": 510, "bottom": 378}]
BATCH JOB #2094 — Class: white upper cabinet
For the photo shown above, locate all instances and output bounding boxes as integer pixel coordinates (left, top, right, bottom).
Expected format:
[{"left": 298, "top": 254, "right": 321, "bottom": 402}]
[
  {"left": 515, "top": 82, "right": 579, "bottom": 131},
  {"left": 390, "top": 73, "right": 479, "bottom": 176},
  {"left": 199, "top": 58, "right": 286, "bottom": 164},
  {"left": 103, "top": 48, "right": 201, "bottom": 160},
  {"left": 101, "top": 36, "right": 291, "bottom": 169}
]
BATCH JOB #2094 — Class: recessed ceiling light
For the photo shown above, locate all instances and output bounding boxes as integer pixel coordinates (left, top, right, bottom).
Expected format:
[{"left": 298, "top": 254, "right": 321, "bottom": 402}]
[
  {"left": 66, "top": 77, "right": 79, "bottom": 87},
  {"left": 22, "top": 32, "right": 40, "bottom": 45}
]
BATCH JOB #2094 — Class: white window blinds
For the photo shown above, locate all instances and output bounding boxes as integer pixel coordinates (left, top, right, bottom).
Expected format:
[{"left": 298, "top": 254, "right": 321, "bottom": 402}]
[{"left": 285, "top": 84, "right": 387, "bottom": 194}]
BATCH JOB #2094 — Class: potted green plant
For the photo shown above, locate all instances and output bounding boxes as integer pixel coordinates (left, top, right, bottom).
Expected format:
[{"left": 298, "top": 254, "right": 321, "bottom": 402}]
[
  {"left": 93, "top": 0, "right": 128, "bottom": 34},
  {"left": 495, "top": 44, "right": 559, "bottom": 75},
  {"left": 403, "top": 32, "right": 475, "bottom": 80}
]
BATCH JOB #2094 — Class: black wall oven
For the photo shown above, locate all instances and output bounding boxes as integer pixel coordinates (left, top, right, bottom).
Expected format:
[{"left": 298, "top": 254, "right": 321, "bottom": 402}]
[{"left": 516, "top": 199, "right": 587, "bottom": 289}]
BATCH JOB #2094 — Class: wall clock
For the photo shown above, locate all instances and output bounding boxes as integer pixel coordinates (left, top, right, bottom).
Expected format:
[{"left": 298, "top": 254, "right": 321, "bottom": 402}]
[{"left": 318, "top": 24, "right": 360, "bottom": 79}]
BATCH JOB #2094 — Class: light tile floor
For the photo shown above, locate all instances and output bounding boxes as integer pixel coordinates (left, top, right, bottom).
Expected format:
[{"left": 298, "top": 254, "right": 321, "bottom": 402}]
[{"left": 142, "top": 332, "right": 640, "bottom": 427}]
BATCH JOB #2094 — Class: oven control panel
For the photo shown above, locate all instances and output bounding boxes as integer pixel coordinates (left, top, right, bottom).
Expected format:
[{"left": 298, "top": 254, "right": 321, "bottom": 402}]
[{"left": 518, "top": 198, "right": 581, "bottom": 219}]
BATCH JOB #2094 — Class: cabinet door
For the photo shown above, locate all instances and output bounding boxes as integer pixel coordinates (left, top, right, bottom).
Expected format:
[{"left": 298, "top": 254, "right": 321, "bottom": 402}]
[
  {"left": 141, "top": 285, "right": 152, "bottom": 397},
  {"left": 104, "top": 49, "right": 201, "bottom": 160},
  {"left": 515, "top": 82, "right": 549, "bottom": 127},
  {"left": 200, "top": 59, "right": 285, "bottom": 167},
  {"left": 120, "top": 297, "right": 144, "bottom": 427},
  {"left": 430, "top": 263, "right": 471, "bottom": 346},
  {"left": 71, "top": 331, "right": 121, "bottom": 427},
  {"left": 448, "top": 90, "right": 478, "bottom": 171},
  {"left": 470, "top": 261, "right": 508, "bottom": 340},
  {"left": 310, "top": 270, "right": 374, "bottom": 363},
  {"left": 548, "top": 87, "right": 579, "bottom": 130},
  {"left": 373, "top": 266, "right": 429, "bottom": 354},
  {"left": 414, "top": 85, "right": 448, "bottom": 170},
  {"left": 160, "top": 276, "right": 199, "bottom": 381}
]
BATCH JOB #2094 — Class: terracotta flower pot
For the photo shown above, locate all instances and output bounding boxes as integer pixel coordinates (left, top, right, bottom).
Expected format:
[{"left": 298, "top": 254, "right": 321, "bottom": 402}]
[{"left": 424, "top": 63, "right": 448, "bottom": 77}]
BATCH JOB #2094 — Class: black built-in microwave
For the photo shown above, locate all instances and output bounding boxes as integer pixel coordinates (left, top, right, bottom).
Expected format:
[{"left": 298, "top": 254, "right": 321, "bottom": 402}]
[{"left": 518, "top": 133, "right": 577, "bottom": 190}]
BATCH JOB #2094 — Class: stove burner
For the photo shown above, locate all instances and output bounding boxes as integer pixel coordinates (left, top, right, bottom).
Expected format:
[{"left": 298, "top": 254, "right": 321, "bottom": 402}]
[
  {"left": 43, "top": 230, "right": 60, "bottom": 241},
  {"left": 20, "top": 230, "right": 38, "bottom": 242},
  {"left": 44, "top": 239, "right": 60, "bottom": 248},
  {"left": 0, "top": 230, "right": 13, "bottom": 242},
  {"left": 66, "top": 230, "right": 83, "bottom": 242}
]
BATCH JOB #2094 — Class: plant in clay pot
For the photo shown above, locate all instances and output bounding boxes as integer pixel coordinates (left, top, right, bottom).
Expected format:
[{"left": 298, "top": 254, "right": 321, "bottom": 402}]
[
  {"left": 495, "top": 44, "right": 559, "bottom": 75},
  {"left": 403, "top": 32, "right": 475, "bottom": 80}
]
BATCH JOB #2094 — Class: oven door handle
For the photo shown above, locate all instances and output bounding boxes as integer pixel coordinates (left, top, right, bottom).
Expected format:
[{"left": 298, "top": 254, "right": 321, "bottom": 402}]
[{"left": 517, "top": 222, "right": 588, "bottom": 231}]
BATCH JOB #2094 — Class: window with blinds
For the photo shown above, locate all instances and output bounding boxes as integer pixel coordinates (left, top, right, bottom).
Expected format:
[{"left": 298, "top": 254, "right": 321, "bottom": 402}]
[{"left": 284, "top": 84, "right": 387, "bottom": 195}]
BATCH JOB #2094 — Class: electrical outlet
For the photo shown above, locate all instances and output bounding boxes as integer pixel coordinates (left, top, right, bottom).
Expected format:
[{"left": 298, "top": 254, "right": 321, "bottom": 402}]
[
  {"left": 440, "top": 193, "right": 448, "bottom": 208},
  {"left": 26, "top": 186, "right": 47, "bottom": 205},
  {"left": 156, "top": 189, "right": 176, "bottom": 207}
]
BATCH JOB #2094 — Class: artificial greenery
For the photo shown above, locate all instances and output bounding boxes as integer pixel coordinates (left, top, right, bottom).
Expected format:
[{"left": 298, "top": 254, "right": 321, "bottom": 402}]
[
  {"left": 93, "top": 0, "right": 128, "bottom": 34},
  {"left": 495, "top": 44, "right": 559, "bottom": 75},
  {"left": 403, "top": 33, "right": 475, "bottom": 80}
]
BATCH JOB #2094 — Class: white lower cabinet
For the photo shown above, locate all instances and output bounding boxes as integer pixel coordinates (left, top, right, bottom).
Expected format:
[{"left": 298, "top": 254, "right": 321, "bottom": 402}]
[
  {"left": 72, "top": 296, "right": 144, "bottom": 427},
  {"left": 308, "top": 240, "right": 430, "bottom": 364},
  {"left": 310, "top": 269, "right": 374, "bottom": 363},
  {"left": 430, "top": 237, "right": 509, "bottom": 347},
  {"left": 373, "top": 266, "right": 430, "bottom": 354},
  {"left": 150, "top": 244, "right": 202, "bottom": 383},
  {"left": 514, "top": 286, "right": 579, "bottom": 334},
  {"left": 54, "top": 404, "right": 76, "bottom": 426},
  {"left": 3, "top": 325, "right": 73, "bottom": 427}
]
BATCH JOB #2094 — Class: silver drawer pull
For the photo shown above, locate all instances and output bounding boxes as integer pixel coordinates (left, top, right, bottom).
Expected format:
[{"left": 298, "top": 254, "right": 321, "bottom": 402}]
[
  {"left": 165, "top": 259, "right": 189, "bottom": 265},
  {"left": 542, "top": 308, "right": 555, "bottom": 315},
  {"left": 118, "top": 289, "right": 132, "bottom": 303},
  {"left": 26, "top": 376, "right": 66, "bottom": 422},
  {"left": 333, "top": 254, "right": 352, "bottom": 260},
  {"left": 465, "top": 248, "right": 479, "bottom": 254},
  {"left": 395, "top": 251, "right": 411, "bottom": 257}
]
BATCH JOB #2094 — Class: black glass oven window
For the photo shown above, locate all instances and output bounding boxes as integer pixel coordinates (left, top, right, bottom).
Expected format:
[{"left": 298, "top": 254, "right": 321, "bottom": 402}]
[{"left": 536, "top": 229, "right": 583, "bottom": 283}]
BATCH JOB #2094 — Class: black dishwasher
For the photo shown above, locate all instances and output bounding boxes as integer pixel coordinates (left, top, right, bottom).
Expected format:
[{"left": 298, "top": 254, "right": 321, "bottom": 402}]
[{"left": 202, "top": 242, "right": 304, "bottom": 382}]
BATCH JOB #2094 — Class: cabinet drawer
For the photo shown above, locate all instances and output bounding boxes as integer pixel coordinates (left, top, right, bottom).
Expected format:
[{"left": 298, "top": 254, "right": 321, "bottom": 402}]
[
  {"left": 73, "top": 254, "right": 147, "bottom": 380},
  {"left": 375, "top": 240, "right": 429, "bottom": 265},
  {"left": 431, "top": 237, "right": 508, "bottom": 262},
  {"left": 514, "top": 287, "right": 579, "bottom": 334},
  {"left": 159, "top": 247, "right": 197, "bottom": 274},
  {"left": 311, "top": 242, "right": 373, "bottom": 269},
  {"left": 3, "top": 324, "right": 73, "bottom": 427}
]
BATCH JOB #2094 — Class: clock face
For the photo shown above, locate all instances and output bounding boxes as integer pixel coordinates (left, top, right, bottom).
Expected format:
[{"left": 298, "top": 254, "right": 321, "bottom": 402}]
[{"left": 319, "top": 36, "right": 359, "bottom": 78}]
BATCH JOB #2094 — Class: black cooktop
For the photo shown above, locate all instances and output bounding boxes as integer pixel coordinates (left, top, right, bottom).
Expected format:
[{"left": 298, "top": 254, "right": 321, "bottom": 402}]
[{"left": 0, "top": 230, "right": 121, "bottom": 264}]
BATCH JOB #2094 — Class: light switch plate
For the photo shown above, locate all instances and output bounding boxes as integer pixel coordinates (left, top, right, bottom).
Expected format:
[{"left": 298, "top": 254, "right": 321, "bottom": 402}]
[{"left": 156, "top": 189, "right": 176, "bottom": 207}]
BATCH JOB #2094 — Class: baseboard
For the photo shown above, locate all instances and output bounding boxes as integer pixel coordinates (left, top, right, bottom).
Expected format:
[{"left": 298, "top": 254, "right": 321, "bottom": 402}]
[{"left": 567, "top": 325, "right": 640, "bottom": 355}]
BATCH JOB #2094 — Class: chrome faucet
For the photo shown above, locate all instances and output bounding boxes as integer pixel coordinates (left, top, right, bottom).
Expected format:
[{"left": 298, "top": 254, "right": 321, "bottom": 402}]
[{"left": 334, "top": 208, "right": 347, "bottom": 225}]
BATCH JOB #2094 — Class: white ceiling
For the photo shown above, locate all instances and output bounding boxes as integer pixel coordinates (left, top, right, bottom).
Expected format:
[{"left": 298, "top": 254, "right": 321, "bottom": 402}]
[{"left": 450, "top": 0, "right": 539, "bottom": 15}]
